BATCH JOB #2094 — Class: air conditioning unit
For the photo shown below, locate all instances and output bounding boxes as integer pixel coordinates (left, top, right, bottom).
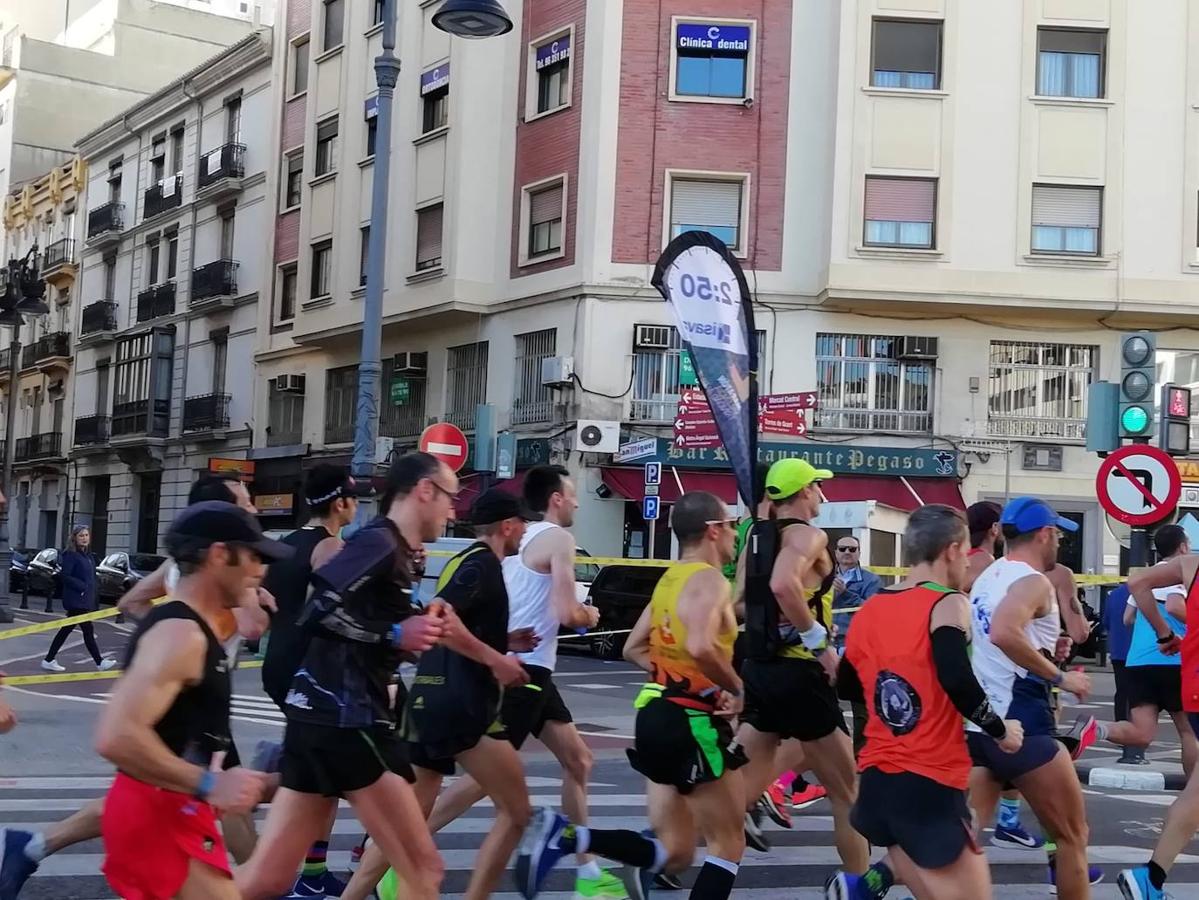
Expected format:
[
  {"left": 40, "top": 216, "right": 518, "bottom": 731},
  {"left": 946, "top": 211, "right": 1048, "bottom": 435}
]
[
  {"left": 394, "top": 351, "right": 428, "bottom": 376},
  {"left": 634, "top": 324, "right": 674, "bottom": 350},
  {"left": 273, "top": 374, "right": 306, "bottom": 394},
  {"left": 541, "top": 356, "right": 575, "bottom": 387},
  {"left": 898, "top": 336, "right": 939, "bottom": 360},
  {"left": 1184, "top": 487, "right": 1199, "bottom": 506},
  {"left": 576, "top": 419, "right": 620, "bottom": 454}
]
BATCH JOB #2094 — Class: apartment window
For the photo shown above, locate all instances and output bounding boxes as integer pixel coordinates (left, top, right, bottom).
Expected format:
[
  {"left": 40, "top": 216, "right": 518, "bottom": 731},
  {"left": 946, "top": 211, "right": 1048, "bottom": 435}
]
[
  {"left": 1031, "top": 184, "right": 1101, "bottom": 256},
  {"left": 310, "top": 240, "right": 332, "bottom": 298},
  {"left": 815, "top": 333, "right": 933, "bottom": 433},
  {"left": 446, "top": 341, "right": 488, "bottom": 430},
  {"left": 365, "top": 114, "right": 378, "bottom": 158},
  {"left": 150, "top": 138, "right": 166, "bottom": 183},
  {"left": 416, "top": 204, "right": 443, "bottom": 272},
  {"left": 96, "top": 361, "right": 111, "bottom": 414},
  {"left": 1038, "top": 29, "right": 1105, "bottom": 99},
  {"left": 277, "top": 264, "right": 297, "bottom": 322},
  {"left": 988, "top": 341, "right": 1097, "bottom": 440},
  {"left": 113, "top": 330, "right": 174, "bottom": 419},
  {"left": 146, "top": 240, "right": 160, "bottom": 286},
  {"left": 863, "top": 176, "right": 936, "bottom": 249},
  {"left": 284, "top": 152, "right": 303, "bottom": 209},
  {"left": 534, "top": 34, "right": 571, "bottom": 114},
  {"left": 102, "top": 256, "right": 116, "bottom": 299},
  {"left": 291, "top": 37, "right": 310, "bottom": 94},
  {"left": 324, "top": 364, "right": 357, "bottom": 444},
  {"left": 225, "top": 97, "right": 242, "bottom": 144},
  {"left": 359, "top": 225, "right": 370, "bottom": 286},
  {"left": 268, "top": 378, "right": 304, "bottom": 446},
  {"left": 526, "top": 181, "right": 564, "bottom": 260},
  {"left": 669, "top": 177, "right": 744, "bottom": 250},
  {"left": 170, "top": 128, "right": 184, "bottom": 175},
  {"left": 166, "top": 233, "right": 179, "bottom": 279},
  {"left": 211, "top": 332, "right": 228, "bottom": 395},
  {"left": 421, "top": 65, "right": 450, "bottom": 133},
  {"left": 871, "top": 19, "right": 942, "bottom": 89},
  {"left": 315, "top": 119, "right": 338, "bottom": 176},
  {"left": 107, "top": 161, "right": 122, "bottom": 202},
  {"left": 513, "top": 329, "right": 556, "bottom": 425},
  {"left": 219, "top": 210, "right": 235, "bottom": 259},
  {"left": 323, "top": 0, "right": 344, "bottom": 51},
  {"left": 372, "top": 0, "right": 384, "bottom": 26},
  {"left": 631, "top": 326, "right": 766, "bottom": 422},
  {"left": 674, "top": 21, "right": 752, "bottom": 99},
  {"left": 380, "top": 357, "right": 428, "bottom": 438}
]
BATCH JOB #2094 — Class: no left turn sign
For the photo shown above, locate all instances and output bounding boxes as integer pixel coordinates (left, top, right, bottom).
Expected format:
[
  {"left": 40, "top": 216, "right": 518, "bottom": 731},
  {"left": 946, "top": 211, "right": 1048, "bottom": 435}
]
[{"left": 1096, "top": 444, "right": 1182, "bottom": 526}]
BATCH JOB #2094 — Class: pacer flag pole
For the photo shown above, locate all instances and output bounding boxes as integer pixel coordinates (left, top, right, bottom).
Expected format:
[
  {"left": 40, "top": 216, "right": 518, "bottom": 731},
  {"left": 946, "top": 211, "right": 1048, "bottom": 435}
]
[{"left": 652, "top": 230, "right": 759, "bottom": 508}]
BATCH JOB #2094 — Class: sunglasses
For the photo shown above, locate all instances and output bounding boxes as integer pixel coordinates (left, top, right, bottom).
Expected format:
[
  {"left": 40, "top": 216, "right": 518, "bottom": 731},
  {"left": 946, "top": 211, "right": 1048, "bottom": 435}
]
[
  {"left": 837, "top": 545, "right": 859, "bottom": 552},
  {"left": 705, "top": 518, "right": 738, "bottom": 528},
  {"left": 428, "top": 479, "right": 459, "bottom": 502}
]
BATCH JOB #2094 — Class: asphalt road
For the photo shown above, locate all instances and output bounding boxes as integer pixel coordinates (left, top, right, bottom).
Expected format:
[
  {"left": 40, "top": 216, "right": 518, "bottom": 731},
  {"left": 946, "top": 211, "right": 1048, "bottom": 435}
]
[{"left": 1, "top": 607, "right": 1198, "bottom": 898}]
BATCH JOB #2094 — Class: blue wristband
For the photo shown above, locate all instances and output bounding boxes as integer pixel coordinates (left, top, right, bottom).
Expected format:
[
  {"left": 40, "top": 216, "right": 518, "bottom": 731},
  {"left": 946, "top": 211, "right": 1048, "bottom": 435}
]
[
  {"left": 389, "top": 622, "right": 404, "bottom": 647},
  {"left": 195, "top": 769, "right": 216, "bottom": 801}
]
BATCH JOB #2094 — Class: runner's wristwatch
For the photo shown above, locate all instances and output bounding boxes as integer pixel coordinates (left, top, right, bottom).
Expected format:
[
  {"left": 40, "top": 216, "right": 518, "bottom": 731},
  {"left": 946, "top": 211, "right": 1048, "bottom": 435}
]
[{"left": 1157, "top": 631, "right": 1177, "bottom": 645}]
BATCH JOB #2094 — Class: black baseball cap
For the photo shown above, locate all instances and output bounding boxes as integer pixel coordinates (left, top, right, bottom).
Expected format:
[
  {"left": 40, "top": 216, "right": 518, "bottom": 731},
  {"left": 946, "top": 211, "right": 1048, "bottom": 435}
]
[
  {"left": 165, "top": 501, "right": 293, "bottom": 562},
  {"left": 471, "top": 488, "right": 533, "bottom": 526}
]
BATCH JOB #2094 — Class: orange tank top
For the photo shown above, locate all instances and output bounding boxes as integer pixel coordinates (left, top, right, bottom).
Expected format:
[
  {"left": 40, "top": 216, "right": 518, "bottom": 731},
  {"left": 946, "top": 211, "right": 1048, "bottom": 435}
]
[{"left": 845, "top": 582, "right": 972, "bottom": 790}]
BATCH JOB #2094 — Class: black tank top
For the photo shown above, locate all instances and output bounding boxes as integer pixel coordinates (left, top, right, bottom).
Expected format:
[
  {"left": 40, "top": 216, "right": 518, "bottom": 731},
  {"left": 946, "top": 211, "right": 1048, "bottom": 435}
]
[
  {"left": 744, "top": 518, "right": 836, "bottom": 661},
  {"left": 261, "top": 525, "right": 331, "bottom": 702},
  {"left": 124, "top": 601, "right": 231, "bottom": 765}
]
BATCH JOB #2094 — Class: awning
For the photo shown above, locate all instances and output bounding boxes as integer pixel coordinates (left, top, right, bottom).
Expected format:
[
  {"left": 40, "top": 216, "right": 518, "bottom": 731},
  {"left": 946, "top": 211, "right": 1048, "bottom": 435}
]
[
  {"left": 819, "top": 475, "right": 965, "bottom": 512},
  {"left": 909, "top": 477, "right": 966, "bottom": 511},
  {"left": 454, "top": 471, "right": 526, "bottom": 520},
  {"left": 600, "top": 467, "right": 738, "bottom": 504}
]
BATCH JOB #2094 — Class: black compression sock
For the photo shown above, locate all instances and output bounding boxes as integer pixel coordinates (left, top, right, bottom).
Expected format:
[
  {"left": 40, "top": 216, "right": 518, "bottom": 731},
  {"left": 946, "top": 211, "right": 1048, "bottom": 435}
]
[
  {"left": 577, "top": 828, "right": 661, "bottom": 869},
  {"left": 689, "top": 857, "right": 738, "bottom": 900},
  {"left": 1148, "top": 861, "right": 1168, "bottom": 890}
]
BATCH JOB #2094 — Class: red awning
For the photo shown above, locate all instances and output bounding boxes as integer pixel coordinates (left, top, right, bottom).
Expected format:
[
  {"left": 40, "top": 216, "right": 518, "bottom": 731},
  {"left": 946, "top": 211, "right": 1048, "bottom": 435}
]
[
  {"left": 819, "top": 475, "right": 965, "bottom": 512},
  {"left": 454, "top": 471, "right": 526, "bottom": 520},
  {"left": 600, "top": 467, "right": 738, "bottom": 504},
  {"left": 909, "top": 478, "right": 967, "bottom": 511}
]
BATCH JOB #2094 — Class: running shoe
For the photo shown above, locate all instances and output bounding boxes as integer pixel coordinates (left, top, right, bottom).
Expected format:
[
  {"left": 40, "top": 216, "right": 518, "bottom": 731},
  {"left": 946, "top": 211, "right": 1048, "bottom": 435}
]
[
  {"left": 744, "top": 808, "right": 770, "bottom": 852},
  {"left": 792, "top": 782, "right": 828, "bottom": 811},
  {"left": 760, "top": 780, "right": 793, "bottom": 829},
  {"left": 824, "top": 870, "right": 887, "bottom": 900},
  {"left": 0, "top": 829, "right": 38, "bottom": 900},
  {"left": 1047, "top": 862, "right": 1104, "bottom": 893},
  {"left": 515, "top": 808, "right": 570, "bottom": 899},
  {"left": 39, "top": 659, "right": 64, "bottom": 672},
  {"left": 575, "top": 870, "right": 633, "bottom": 899},
  {"left": 1118, "top": 866, "right": 1171, "bottom": 899},
  {"left": 286, "top": 870, "right": 346, "bottom": 898},
  {"left": 991, "top": 823, "right": 1045, "bottom": 850},
  {"left": 1059, "top": 714, "right": 1100, "bottom": 760},
  {"left": 653, "top": 871, "right": 684, "bottom": 890},
  {"left": 96, "top": 658, "right": 117, "bottom": 671}
]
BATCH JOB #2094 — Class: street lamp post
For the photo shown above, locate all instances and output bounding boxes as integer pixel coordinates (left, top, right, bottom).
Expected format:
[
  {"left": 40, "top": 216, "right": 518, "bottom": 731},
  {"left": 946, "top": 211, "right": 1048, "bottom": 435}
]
[{"left": 350, "top": 0, "right": 511, "bottom": 523}]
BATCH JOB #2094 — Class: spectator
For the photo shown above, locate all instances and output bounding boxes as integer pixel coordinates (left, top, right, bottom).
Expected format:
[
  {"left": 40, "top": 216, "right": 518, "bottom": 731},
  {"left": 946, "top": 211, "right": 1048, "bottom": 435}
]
[
  {"left": 1103, "top": 582, "right": 1142, "bottom": 764},
  {"left": 831, "top": 535, "right": 882, "bottom": 650},
  {"left": 41, "top": 526, "right": 115, "bottom": 673}
]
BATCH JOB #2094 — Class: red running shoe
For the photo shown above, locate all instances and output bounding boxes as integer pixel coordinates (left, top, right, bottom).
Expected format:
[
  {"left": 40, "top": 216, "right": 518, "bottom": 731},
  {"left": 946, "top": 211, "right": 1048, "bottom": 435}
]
[
  {"left": 760, "top": 780, "right": 793, "bottom": 829},
  {"left": 791, "top": 782, "right": 828, "bottom": 811}
]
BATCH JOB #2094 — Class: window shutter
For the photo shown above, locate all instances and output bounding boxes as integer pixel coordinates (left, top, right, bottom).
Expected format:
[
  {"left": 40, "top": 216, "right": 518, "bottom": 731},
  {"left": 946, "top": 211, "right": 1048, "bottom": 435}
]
[
  {"left": 1031, "top": 186, "right": 1100, "bottom": 227},
  {"left": 529, "top": 184, "right": 563, "bottom": 226},
  {"left": 671, "top": 180, "right": 742, "bottom": 227},
  {"left": 317, "top": 119, "right": 338, "bottom": 142},
  {"left": 864, "top": 177, "right": 936, "bottom": 221},
  {"left": 417, "top": 205, "right": 443, "bottom": 262},
  {"left": 1039, "top": 28, "right": 1105, "bottom": 55},
  {"left": 873, "top": 20, "right": 941, "bottom": 74}
]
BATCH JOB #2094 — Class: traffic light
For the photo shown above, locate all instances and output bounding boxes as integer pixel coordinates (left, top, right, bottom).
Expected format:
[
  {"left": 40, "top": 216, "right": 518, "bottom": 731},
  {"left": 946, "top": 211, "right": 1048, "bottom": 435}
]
[
  {"left": 1085, "top": 381, "right": 1119, "bottom": 452},
  {"left": 1160, "top": 384, "right": 1192, "bottom": 455},
  {"left": 1119, "top": 331, "right": 1156, "bottom": 440}
]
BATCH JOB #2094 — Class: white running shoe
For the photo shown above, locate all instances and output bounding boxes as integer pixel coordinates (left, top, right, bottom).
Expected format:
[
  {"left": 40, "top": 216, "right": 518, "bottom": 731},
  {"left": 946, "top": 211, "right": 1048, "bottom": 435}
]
[
  {"left": 40, "top": 660, "right": 65, "bottom": 672},
  {"left": 97, "top": 658, "right": 117, "bottom": 671}
]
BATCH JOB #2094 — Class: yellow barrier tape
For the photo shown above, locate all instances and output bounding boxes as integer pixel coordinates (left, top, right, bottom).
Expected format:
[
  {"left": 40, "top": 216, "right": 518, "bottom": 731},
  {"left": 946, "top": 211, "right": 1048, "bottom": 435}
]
[
  {"left": 0, "top": 605, "right": 125, "bottom": 640},
  {"left": 3, "top": 657, "right": 264, "bottom": 687}
]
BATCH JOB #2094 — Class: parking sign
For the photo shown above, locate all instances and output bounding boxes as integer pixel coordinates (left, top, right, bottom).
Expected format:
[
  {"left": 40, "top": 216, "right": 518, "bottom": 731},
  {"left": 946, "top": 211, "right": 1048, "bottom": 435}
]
[
  {"left": 642, "top": 495, "right": 660, "bottom": 521},
  {"left": 645, "top": 462, "right": 662, "bottom": 486}
]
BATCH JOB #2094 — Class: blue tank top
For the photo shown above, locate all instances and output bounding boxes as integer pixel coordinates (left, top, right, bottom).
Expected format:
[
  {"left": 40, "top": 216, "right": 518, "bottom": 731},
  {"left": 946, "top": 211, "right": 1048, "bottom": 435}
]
[{"left": 1126, "top": 586, "right": 1187, "bottom": 667}]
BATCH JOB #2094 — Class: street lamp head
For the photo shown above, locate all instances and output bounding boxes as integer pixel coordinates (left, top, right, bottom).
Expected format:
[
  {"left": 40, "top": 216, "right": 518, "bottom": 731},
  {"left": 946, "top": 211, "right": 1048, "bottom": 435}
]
[
  {"left": 15, "top": 298, "right": 48, "bottom": 317},
  {"left": 432, "top": 0, "right": 512, "bottom": 38}
]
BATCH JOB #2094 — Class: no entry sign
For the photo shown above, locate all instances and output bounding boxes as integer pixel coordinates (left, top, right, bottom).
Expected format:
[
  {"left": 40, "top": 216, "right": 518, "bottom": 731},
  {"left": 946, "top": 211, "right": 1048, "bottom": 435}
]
[
  {"left": 419, "top": 422, "right": 469, "bottom": 473},
  {"left": 1096, "top": 444, "right": 1182, "bottom": 526}
]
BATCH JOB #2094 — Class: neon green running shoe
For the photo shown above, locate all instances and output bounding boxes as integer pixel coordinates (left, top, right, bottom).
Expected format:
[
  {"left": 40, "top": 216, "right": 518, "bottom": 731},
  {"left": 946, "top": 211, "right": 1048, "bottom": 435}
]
[{"left": 574, "top": 869, "right": 631, "bottom": 899}]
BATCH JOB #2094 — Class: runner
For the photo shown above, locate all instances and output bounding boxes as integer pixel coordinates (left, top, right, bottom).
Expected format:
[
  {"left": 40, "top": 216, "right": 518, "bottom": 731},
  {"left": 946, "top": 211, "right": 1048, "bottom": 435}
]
[
  {"left": 0, "top": 677, "right": 13, "bottom": 735},
  {"left": 965, "top": 497, "right": 1097, "bottom": 900},
  {"left": 232, "top": 451, "right": 453, "bottom": 900},
  {"left": 259, "top": 464, "right": 359, "bottom": 899},
  {"left": 417, "top": 465, "right": 628, "bottom": 899},
  {"left": 93, "top": 501, "right": 285, "bottom": 900},
  {"left": 1116, "top": 547, "right": 1198, "bottom": 900},
  {"left": 516, "top": 491, "right": 747, "bottom": 900},
  {"left": 735, "top": 458, "right": 868, "bottom": 872},
  {"left": 340, "top": 488, "right": 536, "bottom": 900},
  {"left": 825, "top": 504, "right": 1025, "bottom": 900}
]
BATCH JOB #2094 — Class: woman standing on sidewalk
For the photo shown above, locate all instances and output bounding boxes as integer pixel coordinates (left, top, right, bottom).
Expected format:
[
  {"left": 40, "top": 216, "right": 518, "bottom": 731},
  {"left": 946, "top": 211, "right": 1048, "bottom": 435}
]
[{"left": 41, "top": 526, "right": 114, "bottom": 672}]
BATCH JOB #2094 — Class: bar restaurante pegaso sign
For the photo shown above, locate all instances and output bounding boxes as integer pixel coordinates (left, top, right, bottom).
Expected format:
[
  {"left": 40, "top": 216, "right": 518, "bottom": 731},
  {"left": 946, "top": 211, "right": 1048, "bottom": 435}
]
[{"left": 645, "top": 438, "right": 959, "bottom": 478}]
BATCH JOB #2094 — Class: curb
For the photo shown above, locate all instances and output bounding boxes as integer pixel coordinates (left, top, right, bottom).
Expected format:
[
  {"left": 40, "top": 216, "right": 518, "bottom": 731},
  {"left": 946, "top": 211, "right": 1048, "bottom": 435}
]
[{"left": 1079, "top": 764, "right": 1189, "bottom": 792}]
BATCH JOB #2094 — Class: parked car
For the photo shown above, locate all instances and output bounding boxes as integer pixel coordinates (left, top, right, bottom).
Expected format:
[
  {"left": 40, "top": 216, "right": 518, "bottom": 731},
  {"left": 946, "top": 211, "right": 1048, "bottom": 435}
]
[
  {"left": 579, "top": 563, "right": 669, "bottom": 660},
  {"left": 9, "top": 548, "right": 29, "bottom": 593},
  {"left": 96, "top": 552, "right": 168, "bottom": 604},
  {"left": 25, "top": 548, "right": 60, "bottom": 598}
]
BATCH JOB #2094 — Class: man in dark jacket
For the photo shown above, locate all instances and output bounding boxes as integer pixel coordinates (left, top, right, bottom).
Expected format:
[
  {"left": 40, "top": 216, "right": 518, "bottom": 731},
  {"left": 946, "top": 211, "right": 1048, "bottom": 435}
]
[{"left": 41, "top": 526, "right": 115, "bottom": 672}]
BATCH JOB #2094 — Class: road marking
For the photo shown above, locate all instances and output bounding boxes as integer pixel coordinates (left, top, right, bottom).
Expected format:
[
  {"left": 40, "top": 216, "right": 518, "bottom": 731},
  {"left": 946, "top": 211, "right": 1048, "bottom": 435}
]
[{"left": 566, "top": 683, "right": 623, "bottom": 690}]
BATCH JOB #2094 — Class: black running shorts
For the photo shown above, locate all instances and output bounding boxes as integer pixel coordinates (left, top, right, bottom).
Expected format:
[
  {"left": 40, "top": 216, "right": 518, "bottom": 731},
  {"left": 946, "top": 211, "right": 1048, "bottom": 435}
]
[
  {"left": 280, "top": 722, "right": 413, "bottom": 796},
  {"left": 501, "top": 665, "right": 572, "bottom": 749},
  {"left": 740, "top": 656, "right": 846, "bottom": 742},
  {"left": 851, "top": 768, "right": 978, "bottom": 869},
  {"left": 1128, "top": 665, "right": 1183, "bottom": 713},
  {"left": 627, "top": 698, "right": 747, "bottom": 794}
]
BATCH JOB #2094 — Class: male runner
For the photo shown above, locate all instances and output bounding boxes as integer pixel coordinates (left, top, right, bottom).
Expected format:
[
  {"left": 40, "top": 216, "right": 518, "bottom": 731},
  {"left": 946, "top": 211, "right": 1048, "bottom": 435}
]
[
  {"left": 342, "top": 488, "right": 536, "bottom": 900},
  {"left": 418, "top": 465, "right": 624, "bottom": 899},
  {"left": 965, "top": 497, "right": 1096, "bottom": 900},
  {"left": 260, "top": 464, "right": 359, "bottom": 899},
  {"left": 0, "top": 677, "right": 13, "bottom": 734},
  {"left": 517, "top": 491, "right": 747, "bottom": 900},
  {"left": 826, "top": 504, "right": 1025, "bottom": 900},
  {"left": 736, "top": 458, "right": 868, "bottom": 872},
  {"left": 94, "top": 501, "right": 286, "bottom": 899},
  {"left": 1117, "top": 547, "right": 1199, "bottom": 900},
  {"left": 233, "top": 452, "right": 453, "bottom": 900}
]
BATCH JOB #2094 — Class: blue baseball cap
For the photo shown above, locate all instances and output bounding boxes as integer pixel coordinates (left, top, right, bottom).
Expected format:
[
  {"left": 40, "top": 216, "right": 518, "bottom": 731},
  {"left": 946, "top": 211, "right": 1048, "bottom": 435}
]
[{"left": 999, "top": 497, "right": 1079, "bottom": 535}]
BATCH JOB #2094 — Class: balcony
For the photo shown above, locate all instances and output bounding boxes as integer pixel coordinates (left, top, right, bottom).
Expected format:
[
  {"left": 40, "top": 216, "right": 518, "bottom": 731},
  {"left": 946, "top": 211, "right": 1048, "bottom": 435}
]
[
  {"left": 143, "top": 174, "right": 182, "bottom": 222},
  {"left": 41, "top": 239, "right": 78, "bottom": 289},
  {"left": 190, "top": 259, "right": 238, "bottom": 309},
  {"left": 72, "top": 414, "right": 111, "bottom": 455},
  {"left": 196, "top": 143, "right": 246, "bottom": 202},
  {"left": 80, "top": 300, "right": 117, "bottom": 345},
  {"left": 183, "top": 393, "right": 231, "bottom": 436},
  {"left": 20, "top": 332, "right": 70, "bottom": 375},
  {"left": 136, "top": 283, "right": 176, "bottom": 323},
  {"left": 112, "top": 399, "right": 170, "bottom": 440},
  {"left": 15, "top": 432, "right": 63, "bottom": 464},
  {"left": 86, "top": 201, "right": 124, "bottom": 248}
]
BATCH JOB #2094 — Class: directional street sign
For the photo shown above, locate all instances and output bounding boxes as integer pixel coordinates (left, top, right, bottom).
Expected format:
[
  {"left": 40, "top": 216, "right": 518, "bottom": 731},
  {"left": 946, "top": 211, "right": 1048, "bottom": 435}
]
[
  {"left": 644, "top": 462, "right": 662, "bottom": 486},
  {"left": 759, "top": 392, "right": 819, "bottom": 412},
  {"left": 760, "top": 410, "right": 807, "bottom": 437},
  {"left": 1096, "top": 443, "right": 1182, "bottom": 526},
  {"left": 642, "top": 495, "right": 660, "bottom": 521}
]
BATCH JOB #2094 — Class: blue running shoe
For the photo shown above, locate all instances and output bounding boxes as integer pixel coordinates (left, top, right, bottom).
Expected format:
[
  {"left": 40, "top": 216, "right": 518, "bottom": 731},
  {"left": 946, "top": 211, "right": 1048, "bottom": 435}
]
[
  {"left": 514, "top": 808, "right": 570, "bottom": 899},
  {"left": 824, "top": 871, "right": 887, "bottom": 900},
  {"left": 0, "top": 830, "right": 38, "bottom": 900},
  {"left": 992, "top": 823, "right": 1045, "bottom": 850},
  {"left": 1117, "top": 866, "right": 1169, "bottom": 900},
  {"left": 1047, "top": 863, "right": 1104, "bottom": 894}
]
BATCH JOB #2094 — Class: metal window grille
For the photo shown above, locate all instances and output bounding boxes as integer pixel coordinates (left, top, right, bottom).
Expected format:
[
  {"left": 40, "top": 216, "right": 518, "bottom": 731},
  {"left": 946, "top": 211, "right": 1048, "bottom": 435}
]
[
  {"left": 446, "top": 342, "right": 488, "bottom": 430},
  {"left": 987, "top": 340, "right": 1096, "bottom": 440},
  {"left": 512, "top": 329, "right": 557, "bottom": 425},
  {"left": 380, "top": 357, "right": 428, "bottom": 438},
  {"left": 323, "top": 364, "right": 358, "bottom": 444},
  {"left": 814, "top": 333, "right": 934, "bottom": 433},
  {"left": 631, "top": 327, "right": 765, "bottom": 422}
]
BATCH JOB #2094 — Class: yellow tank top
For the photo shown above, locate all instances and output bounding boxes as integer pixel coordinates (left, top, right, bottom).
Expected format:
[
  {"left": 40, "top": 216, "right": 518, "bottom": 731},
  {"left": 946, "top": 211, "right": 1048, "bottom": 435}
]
[
  {"left": 648, "top": 562, "right": 737, "bottom": 709},
  {"left": 777, "top": 583, "right": 834, "bottom": 661}
]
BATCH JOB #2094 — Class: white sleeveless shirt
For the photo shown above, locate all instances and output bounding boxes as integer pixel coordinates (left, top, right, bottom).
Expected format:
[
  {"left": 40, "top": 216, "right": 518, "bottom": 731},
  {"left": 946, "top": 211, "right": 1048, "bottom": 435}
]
[
  {"left": 503, "top": 521, "right": 566, "bottom": 672},
  {"left": 967, "top": 558, "right": 1058, "bottom": 729}
]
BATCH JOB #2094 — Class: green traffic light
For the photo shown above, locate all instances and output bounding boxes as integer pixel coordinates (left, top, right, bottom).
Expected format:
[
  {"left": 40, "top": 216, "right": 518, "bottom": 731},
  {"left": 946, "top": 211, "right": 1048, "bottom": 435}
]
[{"left": 1121, "top": 405, "right": 1151, "bottom": 434}]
